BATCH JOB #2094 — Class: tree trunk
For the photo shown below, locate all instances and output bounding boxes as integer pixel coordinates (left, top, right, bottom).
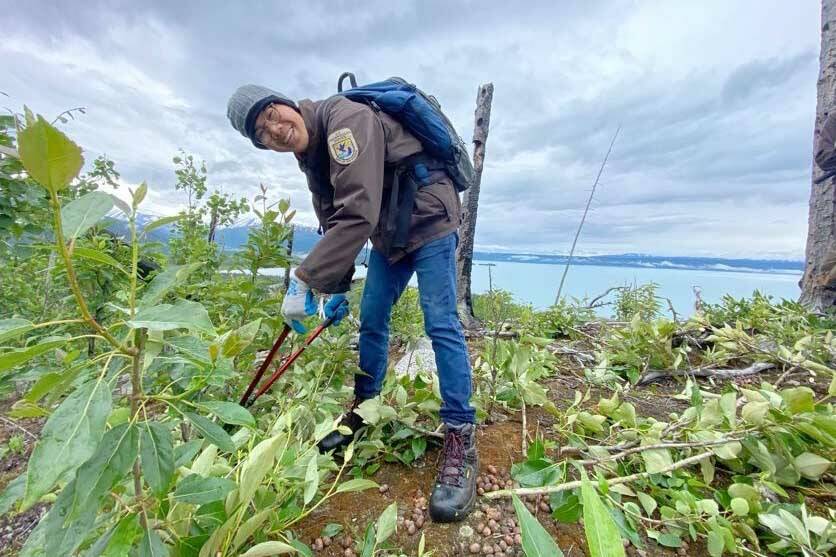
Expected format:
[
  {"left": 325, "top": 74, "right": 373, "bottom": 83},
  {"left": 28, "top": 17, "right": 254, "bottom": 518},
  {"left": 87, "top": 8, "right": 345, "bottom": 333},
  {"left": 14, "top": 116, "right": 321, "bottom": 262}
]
[
  {"left": 284, "top": 224, "right": 295, "bottom": 291},
  {"left": 801, "top": 1, "right": 836, "bottom": 311},
  {"left": 456, "top": 83, "right": 494, "bottom": 328}
]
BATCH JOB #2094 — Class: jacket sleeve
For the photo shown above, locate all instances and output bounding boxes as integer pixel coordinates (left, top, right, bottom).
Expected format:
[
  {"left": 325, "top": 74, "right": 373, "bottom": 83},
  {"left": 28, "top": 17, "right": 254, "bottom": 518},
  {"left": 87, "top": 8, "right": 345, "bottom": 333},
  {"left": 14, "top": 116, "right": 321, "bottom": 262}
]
[
  {"left": 815, "top": 113, "right": 836, "bottom": 172},
  {"left": 296, "top": 101, "right": 385, "bottom": 293}
]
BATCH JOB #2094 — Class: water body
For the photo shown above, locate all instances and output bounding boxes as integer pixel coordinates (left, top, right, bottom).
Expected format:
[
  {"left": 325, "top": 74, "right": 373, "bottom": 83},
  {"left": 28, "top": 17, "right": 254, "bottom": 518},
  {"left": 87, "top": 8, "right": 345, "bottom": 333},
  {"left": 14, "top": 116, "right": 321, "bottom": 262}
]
[
  {"left": 260, "top": 260, "right": 802, "bottom": 317},
  {"left": 468, "top": 260, "right": 802, "bottom": 316}
]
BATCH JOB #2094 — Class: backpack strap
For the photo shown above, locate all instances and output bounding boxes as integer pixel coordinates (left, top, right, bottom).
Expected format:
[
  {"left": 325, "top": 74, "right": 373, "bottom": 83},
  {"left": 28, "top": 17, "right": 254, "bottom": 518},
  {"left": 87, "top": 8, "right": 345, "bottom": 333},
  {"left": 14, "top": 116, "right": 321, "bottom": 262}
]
[{"left": 389, "top": 153, "right": 449, "bottom": 249}]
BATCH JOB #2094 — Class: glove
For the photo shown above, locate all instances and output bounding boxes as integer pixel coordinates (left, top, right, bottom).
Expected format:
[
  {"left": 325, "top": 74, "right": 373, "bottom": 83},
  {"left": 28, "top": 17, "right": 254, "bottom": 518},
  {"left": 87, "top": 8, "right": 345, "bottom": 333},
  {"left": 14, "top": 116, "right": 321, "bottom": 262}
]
[
  {"left": 324, "top": 293, "right": 349, "bottom": 326},
  {"left": 281, "top": 269, "right": 317, "bottom": 333}
]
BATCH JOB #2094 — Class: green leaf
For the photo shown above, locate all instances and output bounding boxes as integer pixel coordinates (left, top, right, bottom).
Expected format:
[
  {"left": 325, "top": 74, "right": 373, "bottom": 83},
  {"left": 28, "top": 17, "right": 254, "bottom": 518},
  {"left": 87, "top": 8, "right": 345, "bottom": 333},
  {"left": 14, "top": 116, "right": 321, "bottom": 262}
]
[
  {"left": 781, "top": 387, "right": 815, "bottom": 414},
  {"left": 20, "top": 479, "right": 97, "bottom": 557},
  {"left": 109, "top": 194, "right": 132, "bottom": 216},
  {"left": 172, "top": 474, "right": 236, "bottom": 505},
  {"left": 303, "top": 453, "right": 319, "bottom": 505},
  {"left": 184, "top": 412, "right": 235, "bottom": 452},
  {"left": 240, "top": 541, "right": 297, "bottom": 556},
  {"left": 220, "top": 319, "right": 262, "bottom": 358},
  {"left": 139, "top": 528, "right": 169, "bottom": 557},
  {"left": 512, "top": 494, "right": 564, "bottom": 556},
  {"left": 580, "top": 475, "right": 625, "bottom": 557},
  {"left": 637, "top": 492, "right": 657, "bottom": 517},
  {"left": 230, "top": 509, "right": 272, "bottom": 554},
  {"left": 142, "top": 215, "right": 182, "bottom": 237},
  {"left": 138, "top": 263, "right": 202, "bottom": 308},
  {"left": 641, "top": 447, "right": 673, "bottom": 474},
  {"left": 354, "top": 398, "right": 382, "bottom": 425},
  {"left": 0, "top": 474, "right": 24, "bottom": 516},
  {"left": 17, "top": 114, "right": 83, "bottom": 193},
  {"left": 237, "top": 434, "right": 284, "bottom": 507},
  {"left": 0, "top": 318, "right": 34, "bottom": 344},
  {"left": 129, "top": 300, "right": 215, "bottom": 334},
  {"left": 132, "top": 181, "right": 148, "bottom": 209},
  {"left": 334, "top": 478, "right": 379, "bottom": 494},
  {"left": 71, "top": 423, "right": 138, "bottom": 519},
  {"left": 85, "top": 514, "right": 142, "bottom": 557},
  {"left": 741, "top": 401, "right": 769, "bottom": 426},
  {"left": 730, "top": 498, "right": 749, "bottom": 517},
  {"left": 0, "top": 339, "right": 66, "bottom": 374},
  {"left": 375, "top": 502, "right": 398, "bottom": 545},
  {"left": 550, "top": 491, "right": 581, "bottom": 523},
  {"left": 198, "top": 401, "right": 255, "bottom": 428},
  {"left": 707, "top": 529, "right": 725, "bottom": 557},
  {"left": 656, "top": 533, "right": 682, "bottom": 548},
  {"left": 23, "top": 378, "right": 112, "bottom": 509},
  {"left": 72, "top": 246, "right": 129, "bottom": 275},
  {"left": 322, "top": 523, "right": 343, "bottom": 538},
  {"left": 61, "top": 191, "right": 114, "bottom": 239},
  {"left": 794, "top": 452, "right": 832, "bottom": 480},
  {"left": 141, "top": 421, "right": 174, "bottom": 496},
  {"left": 174, "top": 439, "right": 204, "bottom": 468}
]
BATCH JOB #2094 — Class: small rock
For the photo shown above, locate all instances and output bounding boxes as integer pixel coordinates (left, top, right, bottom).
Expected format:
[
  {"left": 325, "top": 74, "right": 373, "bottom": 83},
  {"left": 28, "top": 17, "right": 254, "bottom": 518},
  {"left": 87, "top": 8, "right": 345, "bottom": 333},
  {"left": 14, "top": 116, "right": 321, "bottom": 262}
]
[
  {"left": 379, "top": 484, "right": 390, "bottom": 494},
  {"left": 483, "top": 527, "right": 492, "bottom": 536},
  {"left": 469, "top": 543, "right": 482, "bottom": 554},
  {"left": 416, "top": 516, "right": 425, "bottom": 528},
  {"left": 408, "top": 524, "right": 417, "bottom": 535},
  {"left": 477, "top": 522, "right": 486, "bottom": 534},
  {"left": 514, "top": 534, "right": 522, "bottom": 545},
  {"left": 478, "top": 487, "right": 485, "bottom": 495},
  {"left": 323, "top": 536, "right": 331, "bottom": 546},
  {"left": 343, "top": 549, "right": 354, "bottom": 557},
  {"left": 483, "top": 546, "right": 494, "bottom": 555},
  {"left": 539, "top": 501, "right": 550, "bottom": 512},
  {"left": 487, "top": 464, "right": 498, "bottom": 475}
]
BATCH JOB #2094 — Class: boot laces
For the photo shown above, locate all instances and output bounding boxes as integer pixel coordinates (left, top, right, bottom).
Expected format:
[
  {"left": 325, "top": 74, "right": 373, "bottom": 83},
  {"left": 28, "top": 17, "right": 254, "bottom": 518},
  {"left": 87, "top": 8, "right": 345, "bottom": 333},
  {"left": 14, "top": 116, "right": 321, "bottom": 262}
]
[{"left": 438, "top": 429, "right": 467, "bottom": 486}]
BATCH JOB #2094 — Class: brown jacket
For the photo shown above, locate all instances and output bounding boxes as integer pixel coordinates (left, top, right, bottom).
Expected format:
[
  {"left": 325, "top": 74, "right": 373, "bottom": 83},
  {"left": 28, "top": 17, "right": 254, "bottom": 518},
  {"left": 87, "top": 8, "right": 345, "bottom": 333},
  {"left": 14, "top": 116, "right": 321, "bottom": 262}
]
[{"left": 293, "top": 97, "right": 461, "bottom": 293}]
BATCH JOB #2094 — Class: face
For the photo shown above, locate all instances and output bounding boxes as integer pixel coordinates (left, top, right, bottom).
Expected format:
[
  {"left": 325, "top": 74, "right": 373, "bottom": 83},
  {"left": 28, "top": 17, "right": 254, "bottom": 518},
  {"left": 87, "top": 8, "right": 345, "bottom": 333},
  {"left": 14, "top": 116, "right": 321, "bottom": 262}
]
[{"left": 253, "top": 103, "right": 309, "bottom": 153}]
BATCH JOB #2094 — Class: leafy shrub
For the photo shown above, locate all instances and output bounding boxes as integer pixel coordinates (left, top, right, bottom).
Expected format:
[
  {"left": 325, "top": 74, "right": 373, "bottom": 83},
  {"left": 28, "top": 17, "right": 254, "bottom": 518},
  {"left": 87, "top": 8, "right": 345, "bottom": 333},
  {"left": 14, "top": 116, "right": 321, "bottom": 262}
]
[{"left": 615, "top": 283, "right": 661, "bottom": 321}]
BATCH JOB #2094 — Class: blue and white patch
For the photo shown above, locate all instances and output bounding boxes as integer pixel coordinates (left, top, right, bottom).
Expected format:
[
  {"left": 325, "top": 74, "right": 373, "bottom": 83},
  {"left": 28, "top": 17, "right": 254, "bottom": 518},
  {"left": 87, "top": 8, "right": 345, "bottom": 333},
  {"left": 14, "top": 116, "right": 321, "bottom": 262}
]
[{"left": 327, "top": 128, "right": 359, "bottom": 165}]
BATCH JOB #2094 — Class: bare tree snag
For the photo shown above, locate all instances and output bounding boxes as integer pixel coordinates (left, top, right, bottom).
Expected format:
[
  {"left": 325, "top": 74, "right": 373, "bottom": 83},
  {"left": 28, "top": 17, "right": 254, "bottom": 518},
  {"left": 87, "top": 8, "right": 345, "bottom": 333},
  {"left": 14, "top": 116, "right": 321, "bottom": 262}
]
[
  {"left": 801, "top": 1, "right": 836, "bottom": 310},
  {"left": 456, "top": 83, "right": 494, "bottom": 328}
]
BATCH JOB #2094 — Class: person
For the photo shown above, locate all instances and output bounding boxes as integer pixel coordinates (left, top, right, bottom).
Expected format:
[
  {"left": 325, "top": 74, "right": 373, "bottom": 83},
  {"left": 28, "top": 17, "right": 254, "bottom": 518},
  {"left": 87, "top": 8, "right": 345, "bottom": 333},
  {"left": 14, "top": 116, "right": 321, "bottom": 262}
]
[{"left": 227, "top": 84, "right": 478, "bottom": 522}]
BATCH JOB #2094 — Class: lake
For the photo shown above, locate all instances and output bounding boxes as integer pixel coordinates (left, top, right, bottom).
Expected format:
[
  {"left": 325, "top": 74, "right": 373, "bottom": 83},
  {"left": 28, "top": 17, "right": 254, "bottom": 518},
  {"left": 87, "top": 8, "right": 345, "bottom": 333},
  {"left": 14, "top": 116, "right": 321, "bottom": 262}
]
[
  {"left": 262, "top": 259, "right": 802, "bottom": 317},
  {"left": 467, "top": 260, "right": 802, "bottom": 316}
]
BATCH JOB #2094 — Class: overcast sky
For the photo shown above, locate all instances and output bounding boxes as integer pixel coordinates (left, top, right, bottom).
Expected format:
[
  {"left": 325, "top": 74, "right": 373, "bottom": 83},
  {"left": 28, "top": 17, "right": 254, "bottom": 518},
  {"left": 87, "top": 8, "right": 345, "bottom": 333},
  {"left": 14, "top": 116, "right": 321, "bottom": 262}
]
[{"left": 2, "top": 1, "right": 821, "bottom": 259}]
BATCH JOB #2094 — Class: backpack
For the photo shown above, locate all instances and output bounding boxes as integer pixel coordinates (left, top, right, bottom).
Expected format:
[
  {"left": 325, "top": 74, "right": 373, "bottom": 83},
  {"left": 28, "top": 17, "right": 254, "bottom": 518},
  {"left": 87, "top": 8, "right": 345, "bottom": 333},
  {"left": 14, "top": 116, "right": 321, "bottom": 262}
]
[{"left": 336, "top": 73, "right": 474, "bottom": 192}]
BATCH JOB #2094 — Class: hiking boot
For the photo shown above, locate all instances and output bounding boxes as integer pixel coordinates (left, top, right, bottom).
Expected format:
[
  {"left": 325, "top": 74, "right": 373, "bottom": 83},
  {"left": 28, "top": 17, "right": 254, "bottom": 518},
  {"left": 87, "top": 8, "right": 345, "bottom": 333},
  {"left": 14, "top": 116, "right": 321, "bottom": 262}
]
[
  {"left": 429, "top": 423, "right": 478, "bottom": 523},
  {"left": 317, "top": 399, "right": 366, "bottom": 454}
]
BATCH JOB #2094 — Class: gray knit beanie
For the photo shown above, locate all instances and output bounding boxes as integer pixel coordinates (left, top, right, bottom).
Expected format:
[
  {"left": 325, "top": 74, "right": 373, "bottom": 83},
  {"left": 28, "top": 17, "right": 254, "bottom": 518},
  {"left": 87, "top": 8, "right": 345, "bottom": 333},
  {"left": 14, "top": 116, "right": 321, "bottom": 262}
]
[{"left": 227, "top": 84, "right": 298, "bottom": 149}]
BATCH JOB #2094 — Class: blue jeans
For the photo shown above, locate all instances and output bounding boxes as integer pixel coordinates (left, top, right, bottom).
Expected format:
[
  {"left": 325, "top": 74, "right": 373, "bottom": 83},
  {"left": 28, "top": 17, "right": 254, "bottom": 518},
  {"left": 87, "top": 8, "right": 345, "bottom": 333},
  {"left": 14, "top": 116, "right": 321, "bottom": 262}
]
[{"left": 357, "top": 232, "right": 475, "bottom": 425}]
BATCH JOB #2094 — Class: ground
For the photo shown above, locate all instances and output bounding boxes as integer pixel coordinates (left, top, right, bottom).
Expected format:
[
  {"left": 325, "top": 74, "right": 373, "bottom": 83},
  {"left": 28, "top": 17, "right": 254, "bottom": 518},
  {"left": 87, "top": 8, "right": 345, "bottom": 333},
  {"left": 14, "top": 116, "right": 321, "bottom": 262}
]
[{"left": 0, "top": 335, "right": 831, "bottom": 556}]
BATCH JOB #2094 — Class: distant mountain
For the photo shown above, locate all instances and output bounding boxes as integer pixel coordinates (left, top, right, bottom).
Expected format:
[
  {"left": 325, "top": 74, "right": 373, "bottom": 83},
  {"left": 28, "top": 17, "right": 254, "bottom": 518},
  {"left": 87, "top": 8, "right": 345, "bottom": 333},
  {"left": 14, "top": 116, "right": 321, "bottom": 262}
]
[{"left": 111, "top": 215, "right": 803, "bottom": 275}]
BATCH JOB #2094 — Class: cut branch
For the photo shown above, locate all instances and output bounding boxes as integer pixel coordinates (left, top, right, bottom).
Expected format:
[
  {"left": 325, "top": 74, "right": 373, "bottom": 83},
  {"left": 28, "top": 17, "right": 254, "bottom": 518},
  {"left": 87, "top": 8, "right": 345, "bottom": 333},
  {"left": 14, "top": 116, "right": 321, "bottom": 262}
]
[
  {"left": 484, "top": 451, "right": 713, "bottom": 499},
  {"left": 636, "top": 362, "right": 775, "bottom": 386}
]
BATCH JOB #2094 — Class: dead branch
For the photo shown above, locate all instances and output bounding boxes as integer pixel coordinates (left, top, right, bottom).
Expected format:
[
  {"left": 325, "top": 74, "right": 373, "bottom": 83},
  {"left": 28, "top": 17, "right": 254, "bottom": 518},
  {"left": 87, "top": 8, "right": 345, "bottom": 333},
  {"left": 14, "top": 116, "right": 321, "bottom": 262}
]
[
  {"left": 574, "top": 435, "right": 745, "bottom": 465},
  {"left": 636, "top": 362, "right": 775, "bottom": 386},
  {"left": 484, "top": 451, "right": 713, "bottom": 499},
  {"left": 586, "top": 286, "right": 627, "bottom": 308}
]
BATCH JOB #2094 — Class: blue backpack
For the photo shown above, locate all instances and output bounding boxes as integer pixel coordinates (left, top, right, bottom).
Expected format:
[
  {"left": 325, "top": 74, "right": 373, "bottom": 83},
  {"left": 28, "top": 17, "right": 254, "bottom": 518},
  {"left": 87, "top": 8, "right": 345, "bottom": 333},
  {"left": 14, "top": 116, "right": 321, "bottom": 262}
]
[{"left": 336, "top": 73, "right": 474, "bottom": 192}]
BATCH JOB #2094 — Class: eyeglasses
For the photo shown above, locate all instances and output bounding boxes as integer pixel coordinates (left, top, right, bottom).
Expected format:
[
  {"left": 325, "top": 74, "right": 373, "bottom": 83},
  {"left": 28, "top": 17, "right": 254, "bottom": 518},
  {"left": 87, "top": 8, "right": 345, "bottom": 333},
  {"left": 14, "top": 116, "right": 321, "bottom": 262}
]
[{"left": 255, "top": 104, "right": 281, "bottom": 145}]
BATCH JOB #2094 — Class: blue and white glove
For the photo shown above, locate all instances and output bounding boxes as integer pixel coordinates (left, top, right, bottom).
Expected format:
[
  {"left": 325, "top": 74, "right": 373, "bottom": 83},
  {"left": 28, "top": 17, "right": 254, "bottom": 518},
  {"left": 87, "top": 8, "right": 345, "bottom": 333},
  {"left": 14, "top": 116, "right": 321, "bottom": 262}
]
[
  {"left": 281, "top": 269, "right": 317, "bottom": 333},
  {"left": 323, "top": 293, "right": 349, "bottom": 326}
]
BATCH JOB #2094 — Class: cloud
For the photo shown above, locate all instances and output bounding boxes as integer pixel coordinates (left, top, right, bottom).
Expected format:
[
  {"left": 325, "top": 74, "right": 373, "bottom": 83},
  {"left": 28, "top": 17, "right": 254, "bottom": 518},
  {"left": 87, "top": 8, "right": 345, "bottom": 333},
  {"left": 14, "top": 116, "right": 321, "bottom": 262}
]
[{"left": 1, "top": 0, "right": 820, "bottom": 258}]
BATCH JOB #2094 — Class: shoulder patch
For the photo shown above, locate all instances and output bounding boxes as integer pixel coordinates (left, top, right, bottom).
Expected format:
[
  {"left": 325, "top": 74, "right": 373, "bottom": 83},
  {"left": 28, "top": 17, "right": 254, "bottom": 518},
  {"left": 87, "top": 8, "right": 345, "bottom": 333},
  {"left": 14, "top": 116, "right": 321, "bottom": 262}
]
[{"left": 327, "top": 128, "right": 359, "bottom": 165}]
